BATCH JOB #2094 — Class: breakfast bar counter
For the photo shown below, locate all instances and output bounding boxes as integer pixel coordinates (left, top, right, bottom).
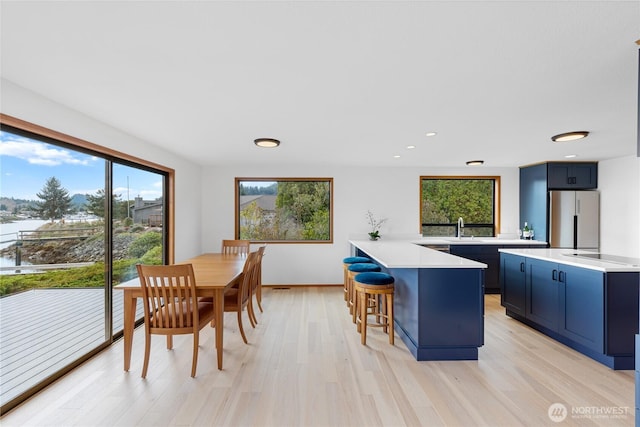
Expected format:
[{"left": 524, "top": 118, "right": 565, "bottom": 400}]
[{"left": 349, "top": 239, "right": 487, "bottom": 361}]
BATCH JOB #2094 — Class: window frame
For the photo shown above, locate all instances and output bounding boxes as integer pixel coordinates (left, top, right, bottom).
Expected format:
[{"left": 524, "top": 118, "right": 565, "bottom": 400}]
[
  {"left": 234, "top": 177, "right": 333, "bottom": 244},
  {"left": 419, "top": 175, "right": 501, "bottom": 237}
]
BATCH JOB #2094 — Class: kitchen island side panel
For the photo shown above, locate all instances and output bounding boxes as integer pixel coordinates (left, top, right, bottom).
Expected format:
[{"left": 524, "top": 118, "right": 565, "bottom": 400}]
[{"left": 388, "top": 266, "right": 485, "bottom": 361}]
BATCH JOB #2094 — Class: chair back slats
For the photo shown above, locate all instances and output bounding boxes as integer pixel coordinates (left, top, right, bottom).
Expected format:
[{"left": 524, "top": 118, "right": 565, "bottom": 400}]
[
  {"left": 238, "top": 251, "right": 258, "bottom": 306},
  {"left": 252, "top": 245, "right": 266, "bottom": 295},
  {"left": 221, "top": 239, "right": 251, "bottom": 256},
  {"left": 137, "top": 264, "right": 199, "bottom": 331}
]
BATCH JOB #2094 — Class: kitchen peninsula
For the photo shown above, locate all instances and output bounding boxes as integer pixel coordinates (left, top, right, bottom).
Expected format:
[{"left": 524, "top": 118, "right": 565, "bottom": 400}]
[{"left": 349, "top": 239, "right": 487, "bottom": 361}]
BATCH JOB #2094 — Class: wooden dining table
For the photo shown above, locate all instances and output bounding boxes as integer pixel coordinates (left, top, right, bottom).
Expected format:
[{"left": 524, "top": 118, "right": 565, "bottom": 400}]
[{"left": 115, "top": 253, "right": 246, "bottom": 372}]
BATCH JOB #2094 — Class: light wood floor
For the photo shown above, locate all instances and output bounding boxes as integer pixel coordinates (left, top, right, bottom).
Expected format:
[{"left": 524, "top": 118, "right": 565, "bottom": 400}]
[{"left": 1, "top": 287, "right": 634, "bottom": 426}]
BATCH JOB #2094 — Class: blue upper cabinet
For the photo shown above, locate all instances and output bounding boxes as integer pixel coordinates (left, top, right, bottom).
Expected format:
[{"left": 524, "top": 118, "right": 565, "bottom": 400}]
[{"left": 547, "top": 162, "right": 598, "bottom": 189}]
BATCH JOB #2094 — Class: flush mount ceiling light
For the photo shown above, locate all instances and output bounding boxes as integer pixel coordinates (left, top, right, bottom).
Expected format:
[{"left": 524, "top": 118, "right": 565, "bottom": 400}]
[
  {"left": 551, "top": 131, "right": 589, "bottom": 142},
  {"left": 425, "top": 132, "right": 437, "bottom": 137},
  {"left": 466, "top": 160, "right": 484, "bottom": 166},
  {"left": 254, "top": 138, "right": 280, "bottom": 148}
]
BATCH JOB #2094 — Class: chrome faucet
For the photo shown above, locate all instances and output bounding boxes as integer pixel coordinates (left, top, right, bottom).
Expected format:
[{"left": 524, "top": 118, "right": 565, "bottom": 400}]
[{"left": 457, "top": 217, "right": 464, "bottom": 239}]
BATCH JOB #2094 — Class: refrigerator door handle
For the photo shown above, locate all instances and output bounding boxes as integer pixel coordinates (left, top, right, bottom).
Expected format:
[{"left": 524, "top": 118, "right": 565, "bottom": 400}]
[{"left": 573, "top": 215, "right": 578, "bottom": 250}]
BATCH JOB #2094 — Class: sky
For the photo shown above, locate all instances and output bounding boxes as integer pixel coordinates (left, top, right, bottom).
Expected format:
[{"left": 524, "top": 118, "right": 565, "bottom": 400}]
[{"left": 0, "top": 130, "right": 164, "bottom": 201}]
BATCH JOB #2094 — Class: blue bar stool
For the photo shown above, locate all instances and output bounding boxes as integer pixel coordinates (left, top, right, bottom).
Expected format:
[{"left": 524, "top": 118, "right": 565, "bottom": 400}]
[
  {"left": 354, "top": 272, "right": 395, "bottom": 345},
  {"left": 342, "top": 256, "right": 371, "bottom": 305},
  {"left": 347, "top": 263, "right": 381, "bottom": 321}
]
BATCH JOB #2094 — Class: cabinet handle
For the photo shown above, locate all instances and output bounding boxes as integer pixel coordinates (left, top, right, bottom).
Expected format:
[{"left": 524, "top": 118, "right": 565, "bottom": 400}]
[
  {"left": 520, "top": 262, "right": 525, "bottom": 272},
  {"left": 552, "top": 269, "right": 558, "bottom": 281},
  {"left": 559, "top": 271, "right": 565, "bottom": 283}
]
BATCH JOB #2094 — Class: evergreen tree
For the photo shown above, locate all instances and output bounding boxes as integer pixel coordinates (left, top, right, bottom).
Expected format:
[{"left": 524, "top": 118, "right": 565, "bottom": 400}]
[
  {"left": 36, "top": 177, "right": 72, "bottom": 221},
  {"left": 86, "top": 189, "right": 124, "bottom": 219}
]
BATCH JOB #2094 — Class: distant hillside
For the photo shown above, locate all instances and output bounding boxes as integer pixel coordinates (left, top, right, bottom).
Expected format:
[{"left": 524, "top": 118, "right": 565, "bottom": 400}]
[
  {"left": 1, "top": 194, "right": 87, "bottom": 213},
  {"left": 0, "top": 197, "right": 36, "bottom": 212}
]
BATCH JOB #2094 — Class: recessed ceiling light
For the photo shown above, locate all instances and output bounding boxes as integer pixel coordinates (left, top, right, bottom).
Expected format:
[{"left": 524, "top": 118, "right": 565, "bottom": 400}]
[
  {"left": 551, "top": 131, "right": 589, "bottom": 142},
  {"left": 254, "top": 138, "right": 280, "bottom": 148},
  {"left": 466, "top": 160, "right": 484, "bottom": 166},
  {"left": 425, "top": 132, "right": 437, "bottom": 137},
  {"left": 393, "top": 155, "right": 401, "bottom": 158},
  {"left": 406, "top": 145, "right": 416, "bottom": 149},
  {"left": 564, "top": 154, "right": 578, "bottom": 158}
]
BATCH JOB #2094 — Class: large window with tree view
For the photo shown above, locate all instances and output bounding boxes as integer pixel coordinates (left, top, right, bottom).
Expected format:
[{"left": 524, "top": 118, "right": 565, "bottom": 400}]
[
  {"left": 421, "top": 176, "right": 500, "bottom": 237},
  {"left": 236, "top": 178, "right": 332, "bottom": 242},
  {"left": 0, "top": 120, "right": 170, "bottom": 412}
]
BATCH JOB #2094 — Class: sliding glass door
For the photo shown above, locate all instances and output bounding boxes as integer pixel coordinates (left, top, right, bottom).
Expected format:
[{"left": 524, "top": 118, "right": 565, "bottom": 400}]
[{"left": 0, "top": 124, "right": 168, "bottom": 413}]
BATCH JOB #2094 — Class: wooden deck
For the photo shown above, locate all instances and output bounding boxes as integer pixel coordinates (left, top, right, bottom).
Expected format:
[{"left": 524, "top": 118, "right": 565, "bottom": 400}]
[{"left": 0, "top": 288, "right": 143, "bottom": 407}]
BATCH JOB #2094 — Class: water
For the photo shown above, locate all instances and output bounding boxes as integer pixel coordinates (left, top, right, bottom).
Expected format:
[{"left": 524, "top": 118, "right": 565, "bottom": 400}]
[{"left": 0, "top": 219, "right": 48, "bottom": 273}]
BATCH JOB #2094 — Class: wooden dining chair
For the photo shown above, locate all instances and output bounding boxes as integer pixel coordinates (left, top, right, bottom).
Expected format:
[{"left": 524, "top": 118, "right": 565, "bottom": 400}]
[
  {"left": 224, "top": 250, "right": 258, "bottom": 343},
  {"left": 136, "top": 263, "right": 216, "bottom": 378},
  {"left": 200, "top": 250, "right": 258, "bottom": 343},
  {"left": 221, "top": 239, "right": 251, "bottom": 256},
  {"left": 248, "top": 245, "right": 266, "bottom": 324}
]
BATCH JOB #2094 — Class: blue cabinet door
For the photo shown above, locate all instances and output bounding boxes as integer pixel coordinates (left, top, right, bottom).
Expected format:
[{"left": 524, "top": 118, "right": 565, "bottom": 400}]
[
  {"left": 501, "top": 253, "right": 526, "bottom": 316},
  {"left": 526, "top": 258, "right": 559, "bottom": 331},
  {"left": 558, "top": 264, "right": 604, "bottom": 352}
]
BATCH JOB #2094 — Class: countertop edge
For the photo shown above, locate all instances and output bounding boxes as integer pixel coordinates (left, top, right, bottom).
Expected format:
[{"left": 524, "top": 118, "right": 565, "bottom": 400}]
[
  {"left": 498, "top": 248, "right": 640, "bottom": 273},
  {"left": 350, "top": 239, "right": 488, "bottom": 269}
]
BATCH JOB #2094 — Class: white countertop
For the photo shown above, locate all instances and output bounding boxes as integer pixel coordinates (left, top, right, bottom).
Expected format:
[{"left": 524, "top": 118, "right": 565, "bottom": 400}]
[
  {"left": 413, "top": 237, "right": 548, "bottom": 246},
  {"left": 349, "top": 240, "right": 487, "bottom": 269},
  {"left": 498, "top": 248, "right": 640, "bottom": 273}
]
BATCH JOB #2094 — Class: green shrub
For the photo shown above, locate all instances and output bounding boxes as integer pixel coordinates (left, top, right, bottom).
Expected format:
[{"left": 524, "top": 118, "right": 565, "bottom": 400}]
[
  {"left": 0, "top": 259, "right": 141, "bottom": 296},
  {"left": 139, "top": 245, "right": 162, "bottom": 265},
  {"left": 128, "top": 231, "right": 162, "bottom": 258}
]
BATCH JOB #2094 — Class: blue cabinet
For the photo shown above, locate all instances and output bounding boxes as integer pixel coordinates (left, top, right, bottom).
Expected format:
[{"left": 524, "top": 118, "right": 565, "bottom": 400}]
[
  {"left": 450, "top": 245, "right": 499, "bottom": 294},
  {"left": 526, "top": 258, "right": 560, "bottom": 331},
  {"left": 500, "top": 254, "right": 637, "bottom": 369},
  {"left": 525, "top": 258, "right": 604, "bottom": 349},
  {"left": 453, "top": 244, "right": 538, "bottom": 294},
  {"left": 547, "top": 162, "right": 598, "bottom": 189},
  {"left": 558, "top": 263, "right": 604, "bottom": 353},
  {"left": 500, "top": 253, "right": 526, "bottom": 316}
]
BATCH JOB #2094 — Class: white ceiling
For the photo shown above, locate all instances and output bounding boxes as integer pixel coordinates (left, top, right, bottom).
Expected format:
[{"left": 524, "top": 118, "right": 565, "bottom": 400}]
[{"left": 1, "top": 1, "right": 638, "bottom": 168}]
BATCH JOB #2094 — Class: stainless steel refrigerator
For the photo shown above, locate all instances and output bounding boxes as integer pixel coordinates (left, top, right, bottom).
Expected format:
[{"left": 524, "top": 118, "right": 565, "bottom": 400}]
[{"left": 549, "top": 190, "right": 599, "bottom": 249}]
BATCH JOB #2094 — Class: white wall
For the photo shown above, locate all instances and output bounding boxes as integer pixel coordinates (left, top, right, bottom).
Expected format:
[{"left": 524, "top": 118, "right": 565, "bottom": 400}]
[
  {"left": 1, "top": 79, "right": 204, "bottom": 261},
  {"left": 598, "top": 155, "right": 640, "bottom": 257},
  {"left": 5, "top": 77, "right": 637, "bottom": 282},
  {"left": 202, "top": 164, "right": 520, "bottom": 285}
]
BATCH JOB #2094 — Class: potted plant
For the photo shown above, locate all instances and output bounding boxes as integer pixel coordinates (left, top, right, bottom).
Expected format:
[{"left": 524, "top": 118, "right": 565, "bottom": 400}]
[{"left": 366, "top": 210, "right": 387, "bottom": 241}]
